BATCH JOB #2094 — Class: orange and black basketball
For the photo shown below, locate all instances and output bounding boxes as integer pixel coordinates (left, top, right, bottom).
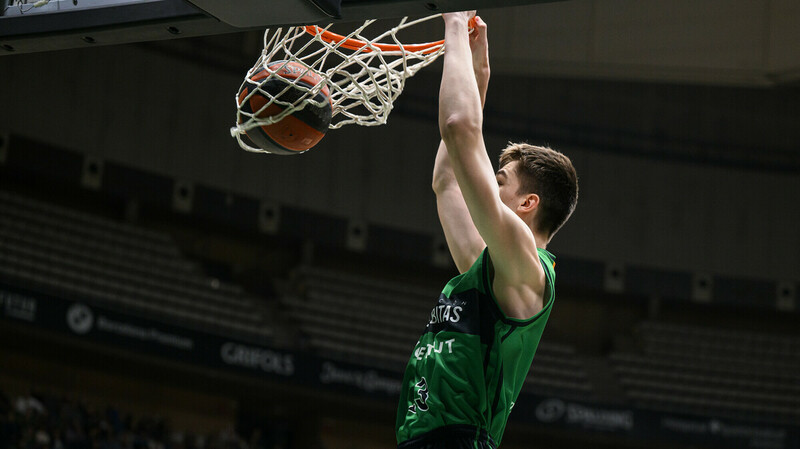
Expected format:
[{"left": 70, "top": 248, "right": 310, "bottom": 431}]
[{"left": 237, "top": 61, "right": 332, "bottom": 155}]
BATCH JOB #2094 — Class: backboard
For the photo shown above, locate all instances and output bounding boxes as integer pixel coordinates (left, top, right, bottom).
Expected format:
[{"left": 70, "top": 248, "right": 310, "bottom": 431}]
[{"left": 1, "top": 0, "right": 563, "bottom": 55}]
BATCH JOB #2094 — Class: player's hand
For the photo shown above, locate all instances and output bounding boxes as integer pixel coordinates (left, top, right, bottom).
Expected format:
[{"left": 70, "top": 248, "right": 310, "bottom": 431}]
[
  {"left": 442, "top": 10, "right": 476, "bottom": 26},
  {"left": 469, "top": 15, "right": 490, "bottom": 107}
]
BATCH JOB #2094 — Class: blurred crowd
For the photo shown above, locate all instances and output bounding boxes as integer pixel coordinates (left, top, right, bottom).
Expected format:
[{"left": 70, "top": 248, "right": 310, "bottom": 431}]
[{"left": 0, "top": 390, "right": 264, "bottom": 449}]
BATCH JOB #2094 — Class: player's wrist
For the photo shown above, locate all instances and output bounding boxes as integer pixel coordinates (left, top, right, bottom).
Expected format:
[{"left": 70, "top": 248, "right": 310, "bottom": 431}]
[{"left": 443, "top": 15, "right": 470, "bottom": 29}]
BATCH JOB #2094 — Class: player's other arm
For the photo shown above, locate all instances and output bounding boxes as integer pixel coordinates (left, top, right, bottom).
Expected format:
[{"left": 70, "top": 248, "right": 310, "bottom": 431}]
[
  {"left": 439, "top": 12, "right": 546, "bottom": 319},
  {"left": 431, "top": 18, "right": 491, "bottom": 273},
  {"left": 433, "top": 142, "right": 485, "bottom": 273}
]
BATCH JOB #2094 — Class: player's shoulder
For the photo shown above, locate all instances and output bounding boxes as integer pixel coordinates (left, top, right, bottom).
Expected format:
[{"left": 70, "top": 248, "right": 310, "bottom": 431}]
[{"left": 486, "top": 246, "right": 549, "bottom": 320}]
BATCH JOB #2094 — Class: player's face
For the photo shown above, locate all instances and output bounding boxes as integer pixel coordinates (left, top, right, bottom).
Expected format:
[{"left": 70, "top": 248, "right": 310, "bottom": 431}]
[{"left": 496, "top": 161, "right": 524, "bottom": 213}]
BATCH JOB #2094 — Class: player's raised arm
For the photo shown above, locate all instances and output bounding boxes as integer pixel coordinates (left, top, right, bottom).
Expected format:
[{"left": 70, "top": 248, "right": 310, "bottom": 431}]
[
  {"left": 432, "top": 16, "right": 491, "bottom": 273},
  {"left": 439, "top": 11, "right": 546, "bottom": 319}
]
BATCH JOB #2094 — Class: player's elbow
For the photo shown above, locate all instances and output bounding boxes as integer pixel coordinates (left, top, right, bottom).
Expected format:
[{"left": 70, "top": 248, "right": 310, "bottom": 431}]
[
  {"left": 431, "top": 176, "right": 446, "bottom": 195},
  {"left": 440, "top": 113, "right": 481, "bottom": 143},
  {"left": 432, "top": 169, "right": 455, "bottom": 194}
]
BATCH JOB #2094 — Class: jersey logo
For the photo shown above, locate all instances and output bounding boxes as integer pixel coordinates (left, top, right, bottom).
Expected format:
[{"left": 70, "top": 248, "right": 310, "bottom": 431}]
[{"left": 408, "top": 377, "right": 429, "bottom": 414}]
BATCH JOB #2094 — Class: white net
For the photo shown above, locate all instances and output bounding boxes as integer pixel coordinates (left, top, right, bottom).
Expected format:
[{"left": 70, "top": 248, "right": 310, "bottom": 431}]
[{"left": 230, "top": 14, "right": 446, "bottom": 154}]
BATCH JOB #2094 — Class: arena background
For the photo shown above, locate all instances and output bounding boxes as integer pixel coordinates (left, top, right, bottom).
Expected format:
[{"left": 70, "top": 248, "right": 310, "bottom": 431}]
[{"left": 1, "top": 1, "right": 799, "bottom": 448}]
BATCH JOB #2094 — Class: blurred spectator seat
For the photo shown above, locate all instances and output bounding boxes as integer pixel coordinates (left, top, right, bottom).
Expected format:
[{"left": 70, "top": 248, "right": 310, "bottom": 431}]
[
  {"left": 611, "top": 321, "right": 800, "bottom": 425},
  {"left": 0, "top": 190, "right": 273, "bottom": 340}
]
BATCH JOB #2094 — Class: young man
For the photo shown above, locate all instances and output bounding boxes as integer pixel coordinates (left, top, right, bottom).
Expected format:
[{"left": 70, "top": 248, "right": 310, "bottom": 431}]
[{"left": 395, "top": 11, "right": 579, "bottom": 449}]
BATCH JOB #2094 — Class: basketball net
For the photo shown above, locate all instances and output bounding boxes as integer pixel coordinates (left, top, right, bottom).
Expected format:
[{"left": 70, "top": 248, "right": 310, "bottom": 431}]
[{"left": 231, "top": 14, "right": 447, "bottom": 153}]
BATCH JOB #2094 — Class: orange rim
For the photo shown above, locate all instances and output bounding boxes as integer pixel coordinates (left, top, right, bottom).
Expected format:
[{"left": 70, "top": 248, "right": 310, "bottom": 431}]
[{"left": 302, "top": 25, "right": 444, "bottom": 55}]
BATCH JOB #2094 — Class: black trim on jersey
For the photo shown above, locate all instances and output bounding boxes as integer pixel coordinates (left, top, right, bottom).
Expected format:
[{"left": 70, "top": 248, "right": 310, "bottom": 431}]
[
  {"left": 490, "top": 365, "right": 504, "bottom": 422},
  {"left": 482, "top": 337, "right": 493, "bottom": 372},
  {"left": 397, "top": 425, "right": 497, "bottom": 449},
  {"left": 500, "top": 327, "right": 516, "bottom": 343},
  {"left": 479, "top": 295, "right": 497, "bottom": 426},
  {"left": 482, "top": 249, "right": 556, "bottom": 327},
  {"left": 481, "top": 249, "right": 494, "bottom": 308}
]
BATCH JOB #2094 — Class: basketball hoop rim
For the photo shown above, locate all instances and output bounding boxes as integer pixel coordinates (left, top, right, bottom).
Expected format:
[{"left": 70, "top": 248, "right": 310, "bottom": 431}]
[
  {"left": 234, "top": 14, "right": 475, "bottom": 141},
  {"left": 302, "top": 25, "right": 445, "bottom": 54}
]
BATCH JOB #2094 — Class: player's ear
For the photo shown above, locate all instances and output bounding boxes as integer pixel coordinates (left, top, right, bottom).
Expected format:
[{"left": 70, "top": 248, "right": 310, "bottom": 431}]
[{"left": 518, "top": 193, "right": 539, "bottom": 214}]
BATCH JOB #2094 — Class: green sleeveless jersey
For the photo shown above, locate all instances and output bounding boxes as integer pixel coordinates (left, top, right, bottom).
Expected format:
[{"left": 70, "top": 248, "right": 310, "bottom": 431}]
[{"left": 396, "top": 248, "right": 556, "bottom": 448}]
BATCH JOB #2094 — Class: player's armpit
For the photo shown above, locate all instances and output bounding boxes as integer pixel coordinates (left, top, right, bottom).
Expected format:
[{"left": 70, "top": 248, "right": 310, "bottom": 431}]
[{"left": 489, "top": 233, "right": 547, "bottom": 319}]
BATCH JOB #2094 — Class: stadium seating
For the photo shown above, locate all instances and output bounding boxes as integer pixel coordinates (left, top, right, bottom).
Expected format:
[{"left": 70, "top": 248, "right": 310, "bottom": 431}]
[
  {"left": 524, "top": 343, "right": 592, "bottom": 397},
  {"left": 4, "top": 188, "right": 797, "bottom": 427},
  {"left": 0, "top": 190, "right": 273, "bottom": 340},
  {"left": 611, "top": 321, "right": 800, "bottom": 425},
  {"left": 283, "top": 265, "right": 593, "bottom": 398},
  {"left": 281, "top": 265, "right": 435, "bottom": 370}
]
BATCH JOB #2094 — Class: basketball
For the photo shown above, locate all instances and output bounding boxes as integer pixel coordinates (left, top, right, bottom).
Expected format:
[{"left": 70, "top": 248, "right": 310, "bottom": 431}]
[{"left": 237, "top": 61, "right": 332, "bottom": 155}]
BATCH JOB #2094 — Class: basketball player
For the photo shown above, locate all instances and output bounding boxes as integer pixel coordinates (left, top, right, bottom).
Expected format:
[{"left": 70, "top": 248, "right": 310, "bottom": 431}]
[{"left": 396, "top": 11, "right": 579, "bottom": 449}]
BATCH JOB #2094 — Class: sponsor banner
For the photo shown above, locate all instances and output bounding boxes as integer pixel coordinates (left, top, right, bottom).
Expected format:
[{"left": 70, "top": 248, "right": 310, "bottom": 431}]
[
  {"left": 318, "top": 360, "right": 402, "bottom": 397},
  {"left": 0, "top": 289, "right": 37, "bottom": 322},
  {"left": 653, "top": 413, "right": 798, "bottom": 449},
  {"left": 2, "top": 285, "right": 199, "bottom": 357},
  {"left": 44, "top": 295, "right": 199, "bottom": 363},
  {"left": 0, "top": 283, "right": 301, "bottom": 383},
  {"left": 0, "top": 283, "right": 397, "bottom": 398},
  {"left": 517, "top": 395, "right": 634, "bottom": 434},
  {"left": 219, "top": 341, "right": 295, "bottom": 376},
  {"left": 71, "top": 304, "right": 195, "bottom": 352},
  {"left": 517, "top": 394, "right": 799, "bottom": 449},
  {"left": 213, "top": 341, "right": 309, "bottom": 385}
]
